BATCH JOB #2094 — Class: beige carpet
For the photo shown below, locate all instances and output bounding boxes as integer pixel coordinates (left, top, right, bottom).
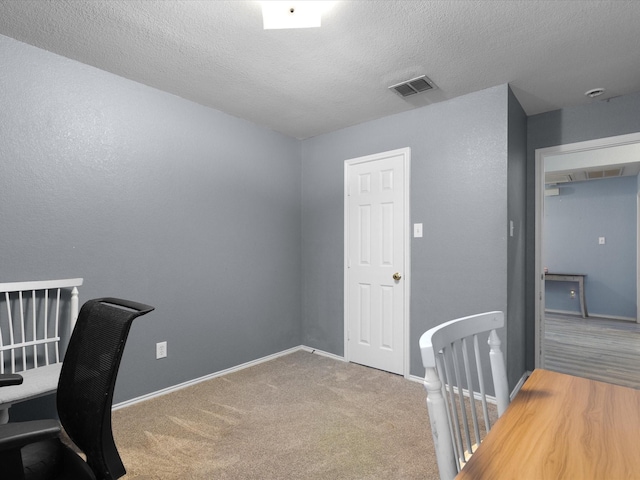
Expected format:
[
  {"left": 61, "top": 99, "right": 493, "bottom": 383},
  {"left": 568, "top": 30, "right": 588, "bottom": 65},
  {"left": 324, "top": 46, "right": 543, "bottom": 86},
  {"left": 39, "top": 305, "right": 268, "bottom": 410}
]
[{"left": 112, "top": 350, "right": 441, "bottom": 479}]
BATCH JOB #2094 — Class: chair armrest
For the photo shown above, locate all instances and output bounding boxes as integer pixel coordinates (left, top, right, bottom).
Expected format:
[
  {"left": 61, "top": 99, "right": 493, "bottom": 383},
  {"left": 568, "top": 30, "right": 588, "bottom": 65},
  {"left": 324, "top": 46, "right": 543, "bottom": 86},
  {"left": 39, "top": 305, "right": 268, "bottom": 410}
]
[
  {"left": 0, "top": 374, "right": 23, "bottom": 387},
  {"left": 0, "top": 420, "right": 60, "bottom": 451}
]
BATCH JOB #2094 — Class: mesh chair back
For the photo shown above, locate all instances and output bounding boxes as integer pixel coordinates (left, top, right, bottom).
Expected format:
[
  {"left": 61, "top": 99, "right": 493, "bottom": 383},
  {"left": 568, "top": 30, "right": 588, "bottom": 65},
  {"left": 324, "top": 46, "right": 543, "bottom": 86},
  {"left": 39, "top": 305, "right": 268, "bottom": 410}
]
[{"left": 56, "top": 298, "right": 154, "bottom": 480}]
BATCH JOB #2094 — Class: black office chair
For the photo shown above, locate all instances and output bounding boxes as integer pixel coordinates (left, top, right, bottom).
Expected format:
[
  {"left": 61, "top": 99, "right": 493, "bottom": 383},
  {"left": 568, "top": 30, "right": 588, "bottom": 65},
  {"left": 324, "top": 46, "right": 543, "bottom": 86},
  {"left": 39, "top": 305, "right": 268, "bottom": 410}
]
[{"left": 0, "top": 297, "right": 154, "bottom": 480}]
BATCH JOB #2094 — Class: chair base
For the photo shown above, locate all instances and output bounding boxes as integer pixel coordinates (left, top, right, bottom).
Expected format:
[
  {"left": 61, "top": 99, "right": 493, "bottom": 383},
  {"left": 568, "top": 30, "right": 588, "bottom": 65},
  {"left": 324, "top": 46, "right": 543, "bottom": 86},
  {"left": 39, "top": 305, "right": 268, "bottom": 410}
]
[{"left": 19, "top": 439, "right": 96, "bottom": 480}]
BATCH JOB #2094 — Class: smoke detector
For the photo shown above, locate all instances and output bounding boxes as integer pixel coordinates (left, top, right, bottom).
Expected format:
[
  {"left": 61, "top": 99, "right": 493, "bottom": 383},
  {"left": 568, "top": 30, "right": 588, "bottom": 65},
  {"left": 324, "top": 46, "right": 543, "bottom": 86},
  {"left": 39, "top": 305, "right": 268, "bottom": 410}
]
[
  {"left": 389, "top": 75, "right": 436, "bottom": 97},
  {"left": 585, "top": 88, "right": 605, "bottom": 98}
]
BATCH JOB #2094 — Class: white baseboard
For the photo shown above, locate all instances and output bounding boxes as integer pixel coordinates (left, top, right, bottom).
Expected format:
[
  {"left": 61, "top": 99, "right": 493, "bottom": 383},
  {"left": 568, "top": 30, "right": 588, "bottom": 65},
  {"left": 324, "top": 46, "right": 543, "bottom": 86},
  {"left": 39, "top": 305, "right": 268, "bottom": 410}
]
[
  {"left": 588, "top": 313, "right": 637, "bottom": 322},
  {"left": 113, "top": 345, "right": 304, "bottom": 410},
  {"left": 408, "top": 370, "right": 532, "bottom": 405},
  {"left": 545, "top": 308, "right": 582, "bottom": 316},
  {"left": 545, "top": 309, "right": 635, "bottom": 322},
  {"left": 113, "top": 345, "right": 345, "bottom": 410},
  {"left": 408, "top": 373, "right": 498, "bottom": 405},
  {"left": 113, "top": 346, "right": 529, "bottom": 411},
  {"left": 510, "top": 370, "right": 530, "bottom": 401},
  {"left": 299, "top": 345, "right": 347, "bottom": 362}
]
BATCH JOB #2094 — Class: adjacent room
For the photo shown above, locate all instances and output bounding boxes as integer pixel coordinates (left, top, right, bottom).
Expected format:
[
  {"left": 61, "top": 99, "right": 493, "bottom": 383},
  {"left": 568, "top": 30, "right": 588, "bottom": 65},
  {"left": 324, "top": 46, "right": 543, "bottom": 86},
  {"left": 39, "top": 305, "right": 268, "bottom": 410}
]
[{"left": 1, "top": 1, "right": 640, "bottom": 478}]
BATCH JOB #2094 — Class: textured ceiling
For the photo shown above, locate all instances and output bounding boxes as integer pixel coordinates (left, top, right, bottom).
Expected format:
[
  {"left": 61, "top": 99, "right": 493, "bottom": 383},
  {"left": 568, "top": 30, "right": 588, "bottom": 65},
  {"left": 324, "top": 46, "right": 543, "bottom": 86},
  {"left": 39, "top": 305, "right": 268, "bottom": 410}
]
[{"left": 0, "top": 1, "right": 639, "bottom": 139}]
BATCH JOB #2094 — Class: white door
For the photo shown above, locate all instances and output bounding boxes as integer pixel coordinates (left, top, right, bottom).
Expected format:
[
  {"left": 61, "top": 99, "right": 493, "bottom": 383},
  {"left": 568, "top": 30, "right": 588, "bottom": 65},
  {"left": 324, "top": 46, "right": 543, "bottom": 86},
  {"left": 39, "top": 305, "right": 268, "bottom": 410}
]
[{"left": 344, "top": 148, "right": 409, "bottom": 375}]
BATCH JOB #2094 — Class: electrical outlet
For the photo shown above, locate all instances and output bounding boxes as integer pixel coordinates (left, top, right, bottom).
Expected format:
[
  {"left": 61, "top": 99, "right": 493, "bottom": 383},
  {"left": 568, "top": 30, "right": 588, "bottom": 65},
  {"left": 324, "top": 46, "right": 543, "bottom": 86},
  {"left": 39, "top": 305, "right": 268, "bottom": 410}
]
[{"left": 156, "top": 341, "right": 167, "bottom": 359}]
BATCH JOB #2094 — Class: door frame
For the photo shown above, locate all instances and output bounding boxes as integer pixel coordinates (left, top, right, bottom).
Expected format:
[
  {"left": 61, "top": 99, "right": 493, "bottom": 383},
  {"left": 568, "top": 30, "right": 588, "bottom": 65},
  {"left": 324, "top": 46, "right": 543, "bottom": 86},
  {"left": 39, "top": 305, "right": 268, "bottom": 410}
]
[
  {"left": 343, "top": 147, "right": 411, "bottom": 377},
  {"left": 535, "top": 132, "right": 640, "bottom": 367}
]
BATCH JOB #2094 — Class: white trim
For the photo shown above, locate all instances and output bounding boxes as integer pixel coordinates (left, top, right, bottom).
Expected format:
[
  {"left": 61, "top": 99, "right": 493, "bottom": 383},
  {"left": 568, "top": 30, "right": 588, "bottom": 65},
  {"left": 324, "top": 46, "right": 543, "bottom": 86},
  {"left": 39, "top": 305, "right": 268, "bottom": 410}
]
[
  {"left": 543, "top": 308, "right": 584, "bottom": 317},
  {"left": 299, "top": 345, "right": 347, "bottom": 362},
  {"left": 408, "top": 374, "right": 498, "bottom": 405},
  {"left": 586, "top": 314, "right": 637, "bottom": 322},
  {"left": 409, "top": 370, "right": 530, "bottom": 404},
  {"left": 407, "top": 373, "right": 424, "bottom": 384},
  {"left": 544, "top": 308, "right": 583, "bottom": 316},
  {"left": 343, "top": 147, "right": 411, "bottom": 378},
  {"left": 545, "top": 309, "right": 636, "bottom": 322},
  {"left": 510, "top": 371, "right": 530, "bottom": 401},
  {"left": 112, "top": 346, "right": 345, "bottom": 410},
  {"left": 113, "top": 346, "right": 526, "bottom": 413},
  {"left": 113, "top": 346, "right": 301, "bottom": 409},
  {"left": 538, "top": 132, "right": 640, "bottom": 159},
  {"left": 535, "top": 132, "right": 640, "bottom": 368}
]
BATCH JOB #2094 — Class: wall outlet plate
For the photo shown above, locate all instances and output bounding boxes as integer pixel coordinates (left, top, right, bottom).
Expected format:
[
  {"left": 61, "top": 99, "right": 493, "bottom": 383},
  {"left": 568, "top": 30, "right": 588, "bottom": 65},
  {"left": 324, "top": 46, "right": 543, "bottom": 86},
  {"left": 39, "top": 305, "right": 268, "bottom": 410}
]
[{"left": 156, "top": 341, "right": 167, "bottom": 359}]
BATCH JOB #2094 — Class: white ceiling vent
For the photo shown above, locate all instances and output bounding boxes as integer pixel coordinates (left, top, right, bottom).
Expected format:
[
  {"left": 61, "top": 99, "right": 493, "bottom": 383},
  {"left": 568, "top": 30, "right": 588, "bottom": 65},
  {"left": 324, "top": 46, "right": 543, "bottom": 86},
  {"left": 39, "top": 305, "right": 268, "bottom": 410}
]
[
  {"left": 586, "top": 168, "right": 624, "bottom": 180},
  {"left": 389, "top": 75, "right": 436, "bottom": 97},
  {"left": 546, "top": 173, "right": 573, "bottom": 184}
]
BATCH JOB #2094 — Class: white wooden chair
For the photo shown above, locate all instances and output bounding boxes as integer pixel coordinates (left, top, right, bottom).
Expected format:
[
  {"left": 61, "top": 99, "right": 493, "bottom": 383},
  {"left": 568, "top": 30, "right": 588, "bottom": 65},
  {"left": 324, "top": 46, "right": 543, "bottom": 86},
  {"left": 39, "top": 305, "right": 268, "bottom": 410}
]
[
  {"left": 419, "top": 311, "right": 509, "bottom": 480},
  {"left": 0, "top": 278, "right": 83, "bottom": 423}
]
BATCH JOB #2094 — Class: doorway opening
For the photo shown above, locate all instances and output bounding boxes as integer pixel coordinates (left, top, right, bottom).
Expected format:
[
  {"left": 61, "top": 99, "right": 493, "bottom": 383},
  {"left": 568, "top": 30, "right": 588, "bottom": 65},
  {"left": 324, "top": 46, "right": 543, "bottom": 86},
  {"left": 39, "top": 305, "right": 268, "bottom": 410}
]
[{"left": 535, "top": 132, "right": 640, "bottom": 368}]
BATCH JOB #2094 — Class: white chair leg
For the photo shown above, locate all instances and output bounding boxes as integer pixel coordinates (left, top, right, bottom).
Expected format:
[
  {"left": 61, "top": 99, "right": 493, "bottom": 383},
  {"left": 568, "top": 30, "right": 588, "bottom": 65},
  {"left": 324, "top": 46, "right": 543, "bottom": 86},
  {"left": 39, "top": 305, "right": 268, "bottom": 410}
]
[
  {"left": 488, "top": 329, "right": 509, "bottom": 416},
  {"left": 424, "top": 367, "right": 458, "bottom": 480}
]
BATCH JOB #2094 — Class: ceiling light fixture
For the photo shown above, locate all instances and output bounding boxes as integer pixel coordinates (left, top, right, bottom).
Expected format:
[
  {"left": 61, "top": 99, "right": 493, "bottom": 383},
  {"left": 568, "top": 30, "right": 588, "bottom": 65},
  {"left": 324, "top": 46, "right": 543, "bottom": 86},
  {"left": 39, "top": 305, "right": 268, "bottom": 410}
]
[
  {"left": 261, "top": 1, "right": 336, "bottom": 30},
  {"left": 585, "top": 87, "right": 605, "bottom": 98}
]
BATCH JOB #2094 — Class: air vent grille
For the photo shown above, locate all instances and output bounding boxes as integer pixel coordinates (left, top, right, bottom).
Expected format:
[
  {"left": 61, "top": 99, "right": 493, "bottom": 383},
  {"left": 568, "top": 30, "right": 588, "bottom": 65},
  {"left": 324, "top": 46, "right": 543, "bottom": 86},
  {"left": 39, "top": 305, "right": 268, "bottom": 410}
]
[
  {"left": 546, "top": 173, "right": 573, "bottom": 184},
  {"left": 587, "top": 168, "right": 623, "bottom": 179},
  {"left": 389, "top": 75, "right": 436, "bottom": 97}
]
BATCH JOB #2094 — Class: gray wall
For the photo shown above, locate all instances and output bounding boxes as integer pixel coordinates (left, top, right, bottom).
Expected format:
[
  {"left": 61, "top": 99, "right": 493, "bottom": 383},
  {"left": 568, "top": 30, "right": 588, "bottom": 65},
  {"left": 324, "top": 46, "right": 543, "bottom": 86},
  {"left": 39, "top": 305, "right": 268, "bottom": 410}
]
[
  {"left": 526, "top": 91, "right": 640, "bottom": 369},
  {"left": 2, "top": 31, "right": 532, "bottom": 412},
  {"left": 507, "top": 88, "right": 527, "bottom": 387},
  {"left": 0, "top": 35, "right": 302, "bottom": 405},
  {"left": 544, "top": 176, "right": 637, "bottom": 319},
  {"left": 301, "top": 85, "right": 512, "bottom": 378}
]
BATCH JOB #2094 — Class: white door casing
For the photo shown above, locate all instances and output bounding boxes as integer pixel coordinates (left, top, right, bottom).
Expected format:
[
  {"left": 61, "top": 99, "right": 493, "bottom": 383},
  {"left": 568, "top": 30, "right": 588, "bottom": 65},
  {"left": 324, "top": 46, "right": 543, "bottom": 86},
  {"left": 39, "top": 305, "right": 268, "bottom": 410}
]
[
  {"left": 344, "top": 148, "right": 410, "bottom": 376},
  {"left": 534, "top": 132, "right": 640, "bottom": 367}
]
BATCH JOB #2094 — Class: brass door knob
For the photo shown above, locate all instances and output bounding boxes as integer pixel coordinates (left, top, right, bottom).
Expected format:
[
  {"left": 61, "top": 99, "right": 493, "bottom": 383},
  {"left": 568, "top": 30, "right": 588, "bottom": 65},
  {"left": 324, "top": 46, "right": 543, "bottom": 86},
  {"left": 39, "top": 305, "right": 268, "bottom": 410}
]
[{"left": 393, "top": 272, "right": 402, "bottom": 281}]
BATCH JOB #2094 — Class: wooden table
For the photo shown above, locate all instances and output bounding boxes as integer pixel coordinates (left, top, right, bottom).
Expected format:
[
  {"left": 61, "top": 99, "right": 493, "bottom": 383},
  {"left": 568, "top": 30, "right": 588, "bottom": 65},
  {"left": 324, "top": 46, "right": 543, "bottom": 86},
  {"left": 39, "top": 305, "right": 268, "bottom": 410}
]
[
  {"left": 545, "top": 273, "right": 588, "bottom": 317},
  {"left": 457, "top": 369, "right": 640, "bottom": 479}
]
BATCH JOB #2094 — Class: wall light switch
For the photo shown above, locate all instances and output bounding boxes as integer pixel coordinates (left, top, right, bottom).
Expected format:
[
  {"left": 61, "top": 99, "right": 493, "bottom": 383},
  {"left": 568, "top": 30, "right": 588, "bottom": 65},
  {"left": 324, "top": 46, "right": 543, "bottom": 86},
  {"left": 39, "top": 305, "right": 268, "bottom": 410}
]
[
  {"left": 598, "top": 237, "right": 606, "bottom": 245},
  {"left": 413, "top": 223, "right": 423, "bottom": 238}
]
